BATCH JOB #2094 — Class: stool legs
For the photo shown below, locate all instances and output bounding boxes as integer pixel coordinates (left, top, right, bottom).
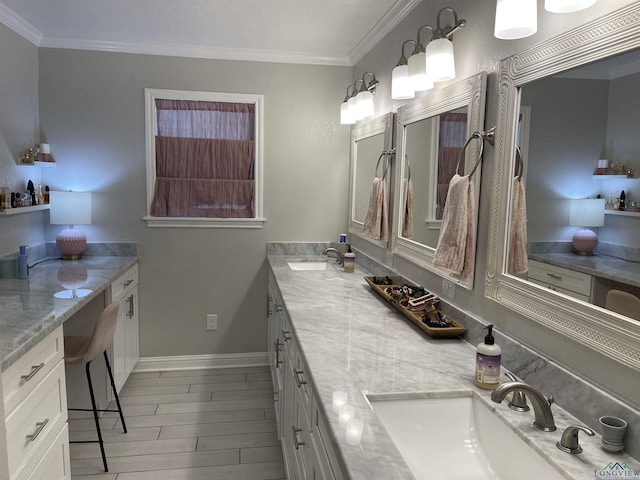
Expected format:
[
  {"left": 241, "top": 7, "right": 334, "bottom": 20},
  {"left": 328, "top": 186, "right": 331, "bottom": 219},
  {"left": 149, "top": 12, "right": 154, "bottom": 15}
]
[
  {"left": 86, "top": 360, "right": 109, "bottom": 472},
  {"left": 104, "top": 350, "right": 127, "bottom": 433}
]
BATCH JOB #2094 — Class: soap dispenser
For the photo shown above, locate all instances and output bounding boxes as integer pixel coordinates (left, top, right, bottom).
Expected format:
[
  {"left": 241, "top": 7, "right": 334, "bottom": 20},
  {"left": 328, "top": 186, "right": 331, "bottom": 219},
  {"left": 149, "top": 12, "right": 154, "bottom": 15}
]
[
  {"left": 475, "top": 324, "right": 501, "bottom": 390},
  {"left": 343, "top": 245, "right": 355, "bottom": 273}
]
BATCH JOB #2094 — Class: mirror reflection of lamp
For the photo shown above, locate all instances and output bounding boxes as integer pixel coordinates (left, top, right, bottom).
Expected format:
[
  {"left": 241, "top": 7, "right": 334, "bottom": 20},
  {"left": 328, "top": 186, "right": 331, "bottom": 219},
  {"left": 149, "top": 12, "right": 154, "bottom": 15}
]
[
  {"left": 54, "top": 265, "right": 91, "bottom": 299},
  {"left": 569, "top": 198, "right": 605, "bottom": 256},
  {"left": 49, "top": 191, "right": 92, "bottom": 260}
]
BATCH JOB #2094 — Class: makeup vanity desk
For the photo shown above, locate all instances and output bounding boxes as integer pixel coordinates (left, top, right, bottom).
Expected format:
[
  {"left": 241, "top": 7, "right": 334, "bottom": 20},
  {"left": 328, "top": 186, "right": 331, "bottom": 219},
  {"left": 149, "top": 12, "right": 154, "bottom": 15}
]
[
  {"left": 0, "top": 256, "right": 138, "bottom": 480},
  {"left": 528, "top": 252, "right": 640, "bottom": 305}
]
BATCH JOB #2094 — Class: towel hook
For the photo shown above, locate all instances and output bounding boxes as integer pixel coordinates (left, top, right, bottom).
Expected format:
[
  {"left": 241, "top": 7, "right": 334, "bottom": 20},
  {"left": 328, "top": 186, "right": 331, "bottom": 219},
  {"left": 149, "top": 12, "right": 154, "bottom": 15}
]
[
  {"left": 514, "top": 145, "right": 524, "bottom": 180},
  {"left": 375, "top": 148, "right": 395, "bottom": 179},
  {"left": 405, "top": 154, "right": 411, "bottom": 181}
]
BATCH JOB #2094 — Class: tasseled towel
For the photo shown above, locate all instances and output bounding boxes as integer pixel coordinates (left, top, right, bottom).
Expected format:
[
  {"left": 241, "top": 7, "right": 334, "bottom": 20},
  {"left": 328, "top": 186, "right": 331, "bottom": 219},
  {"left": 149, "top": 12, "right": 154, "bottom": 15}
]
[
  {"left": 508, "top": 176, "right": 529, "bottom": 274},
  {"left": 362, "top": 177, "right": 389, "bottom": 241},
  {"left": 402, "top": 178, "right": 413, "bottom": 238},
  {"left": 433, "top": 174, "right": 476, "bottom": 279}
]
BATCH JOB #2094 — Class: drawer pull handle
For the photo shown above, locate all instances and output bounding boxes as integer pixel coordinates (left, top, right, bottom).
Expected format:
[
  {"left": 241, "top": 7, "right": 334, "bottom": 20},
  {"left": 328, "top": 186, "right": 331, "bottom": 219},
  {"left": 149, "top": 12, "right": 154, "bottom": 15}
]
[
  {"left": 282, "top": 330, "right": 292, "bottom": 342},
  {"left": 546, "top": 273, "right": 562, "bottom": 280},
  {"left": 124, "top": 279, "right": 134, "bottom": 287},
  {"left": 126, "top": 294, "right": 135, "bottom": 318},
  {"left": 291, "top": 425, "right": 305, "bottom": 449},
  {"left": 294, "top": 369, "right": 307, "bottom": 388},
  {"left": 274, "top": 341, "right": 283, "bottom": 367},
  {"left": 21, "top": 363, "right": 45, "bottom": 383},
  {"left": 26, "top": 418, "right": 49, "bottom": 442}
]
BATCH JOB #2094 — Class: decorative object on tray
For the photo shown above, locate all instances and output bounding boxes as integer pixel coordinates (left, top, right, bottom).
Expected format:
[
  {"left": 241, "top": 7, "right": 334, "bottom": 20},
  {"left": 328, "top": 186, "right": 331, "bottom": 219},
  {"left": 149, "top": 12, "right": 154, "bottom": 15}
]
[{"left": 364, "top": 276, "right": 466, "bottom": 338}]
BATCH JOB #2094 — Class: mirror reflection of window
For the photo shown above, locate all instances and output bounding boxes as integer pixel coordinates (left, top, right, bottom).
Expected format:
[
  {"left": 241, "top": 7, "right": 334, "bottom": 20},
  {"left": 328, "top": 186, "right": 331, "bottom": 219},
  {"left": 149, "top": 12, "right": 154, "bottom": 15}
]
[
  {"left": 353, "top": 133, "right": 385, "bottom": 225},
  {"left": 437, "top": 111, "right": 467, "bottom": 219}
]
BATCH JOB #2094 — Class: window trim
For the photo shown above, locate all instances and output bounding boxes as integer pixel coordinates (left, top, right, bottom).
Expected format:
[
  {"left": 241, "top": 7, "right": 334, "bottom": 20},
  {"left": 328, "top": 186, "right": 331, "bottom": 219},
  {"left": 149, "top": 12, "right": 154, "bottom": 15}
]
[{"left": 143, "top": 88, "right": 265, "bottom": 228}]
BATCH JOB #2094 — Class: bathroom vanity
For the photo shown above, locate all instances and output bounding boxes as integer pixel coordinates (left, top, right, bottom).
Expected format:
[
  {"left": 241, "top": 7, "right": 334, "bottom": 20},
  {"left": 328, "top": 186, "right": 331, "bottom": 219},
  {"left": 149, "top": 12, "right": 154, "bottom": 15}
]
[
  {"left": 0, "top": 256, "right": 138, "bottom": 480},
  {"left": 267, "top": 251, "right": 638, "bottom": 479}
]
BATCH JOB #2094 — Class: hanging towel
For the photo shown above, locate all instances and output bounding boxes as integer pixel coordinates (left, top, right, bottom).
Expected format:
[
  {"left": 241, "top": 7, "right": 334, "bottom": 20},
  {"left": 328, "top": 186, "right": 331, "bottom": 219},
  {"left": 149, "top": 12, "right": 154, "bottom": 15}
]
[
  {"left": 402, "top": 178, "right": 414, "bottom": 238},
  {"left": 433, "top": 174, "right": 476, "bottom": 279},
  {"left": 508, "top": 176, "right": 529, "bottom": 274},
  {"left": 362, "top": 177, "right": 389, "bottom": 241}
]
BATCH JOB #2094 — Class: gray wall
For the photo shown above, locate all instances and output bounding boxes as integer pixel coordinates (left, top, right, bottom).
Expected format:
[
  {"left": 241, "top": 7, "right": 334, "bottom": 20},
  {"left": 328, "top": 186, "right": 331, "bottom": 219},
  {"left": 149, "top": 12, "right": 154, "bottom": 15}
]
[
  {"left": 0, "top": 24, "right": 46, "bottom": 255},
  {"left": 34, "top": 50, "right": 351, "bottom": 357},
  {"left": 351, "top": 0, "right": 640, "bottom": 408}
]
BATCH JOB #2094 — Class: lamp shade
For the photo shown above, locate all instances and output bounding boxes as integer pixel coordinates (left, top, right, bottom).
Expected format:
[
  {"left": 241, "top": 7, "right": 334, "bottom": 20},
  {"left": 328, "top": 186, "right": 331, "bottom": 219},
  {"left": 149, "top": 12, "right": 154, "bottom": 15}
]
[
  {"left": 569, "top": 198, "right": 605, "bottom": 256},
  {"left": 50, "top": 191, "right": 92, "bottom": 260},
  {"left": 340, "top": 101, "right": 355, "bottom": 125},
  {"left": 545, "top": 0, "right": 597, "bottom": 13},
  {"left": 356, "top": 90, "right": 375, "bottom": 119},
  {"left": 569, "top": 198, "right": 605, "bottom": 227},
  {"left": 50, "top": 191, "right": 92, "bottom": 225},
  {"left": 408, "top": 51, "right": 434, "bottom": 92},
  {"left": 495, "top": 0, "right": 537, "bottom": 40},
  {"left": 391, "top": 64, "right": 415, "bottom": 100},
  {"left": 425, "top": 38, "right": 456, "bottom": 82}
]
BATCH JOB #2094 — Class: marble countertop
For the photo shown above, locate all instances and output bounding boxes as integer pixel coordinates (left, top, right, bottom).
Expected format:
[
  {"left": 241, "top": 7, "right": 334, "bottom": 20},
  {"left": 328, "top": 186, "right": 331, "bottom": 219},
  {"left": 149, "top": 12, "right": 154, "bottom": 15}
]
[
  {"left": 530, "top": 252, "right": 640, "bottom": 288},
  {"left": 0, "top": 256, "right": 138, "bottom": 371},
  {"left": 268, "top": 254, "right": 638, "bottom": 480}
]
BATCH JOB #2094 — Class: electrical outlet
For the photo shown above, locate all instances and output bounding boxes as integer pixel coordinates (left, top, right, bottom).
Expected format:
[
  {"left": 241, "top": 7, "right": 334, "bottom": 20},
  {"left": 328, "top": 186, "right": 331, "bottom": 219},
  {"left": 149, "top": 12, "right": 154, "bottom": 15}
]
[
  {"left": 206, "top": 314, "right": 218, "bottom": 331},
  {"left": 442, "top": 279, "right": 456, "bottom": 301}
]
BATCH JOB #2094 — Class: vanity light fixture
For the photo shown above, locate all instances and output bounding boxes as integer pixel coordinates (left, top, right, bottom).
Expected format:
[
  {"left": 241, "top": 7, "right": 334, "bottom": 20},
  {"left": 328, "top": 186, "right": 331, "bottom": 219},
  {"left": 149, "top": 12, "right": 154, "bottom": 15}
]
[
  {"left": 407, "top": 24, "right": 435, "bottom": 92},
  {"left": 391, "top": 40, "right": 416, "bottom": 100},
  {"left": 569, "top": 198, "right": 605, "bottom": 256},
  {"left": 425, "top": 7, "right": 466, "bottom": 83},
  {"left": 495, "top": 0, "right": 597, "bottom": 39},
  {"left": 544, "top": 0, "right": 597, "bottom": 13},
  {"left": 339, "top": 74, "right": 379, "bottom": 125}
]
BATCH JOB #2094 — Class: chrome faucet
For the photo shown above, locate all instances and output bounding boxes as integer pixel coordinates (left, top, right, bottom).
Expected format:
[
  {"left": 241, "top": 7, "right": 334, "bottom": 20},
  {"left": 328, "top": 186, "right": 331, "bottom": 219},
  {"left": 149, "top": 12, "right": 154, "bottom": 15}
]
[
  {"left": 491, "top": 381, "right": 557, "bottom": 432},
  {"left": 323, "top": 247, "right": 344, "bottom": 265}
]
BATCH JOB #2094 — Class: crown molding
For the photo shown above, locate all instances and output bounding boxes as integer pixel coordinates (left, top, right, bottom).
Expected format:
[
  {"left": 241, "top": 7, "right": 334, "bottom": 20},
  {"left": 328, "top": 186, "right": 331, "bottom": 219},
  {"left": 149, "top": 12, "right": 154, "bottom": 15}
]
[
  {"left": 39, "top": 36, "right": 352, "bottom": 66},
  {"left": 349, "top": 0, "right": 421, "bottom": 65},
  {"left": 0, "top": 2, "right": 42, "bottom": 45}
]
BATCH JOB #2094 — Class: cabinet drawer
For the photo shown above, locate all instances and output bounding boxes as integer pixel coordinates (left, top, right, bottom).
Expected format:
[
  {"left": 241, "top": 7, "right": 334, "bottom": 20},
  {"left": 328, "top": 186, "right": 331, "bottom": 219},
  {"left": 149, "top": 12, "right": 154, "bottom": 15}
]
[
  {"left": 528, "top": 278, "right": 591, "bottom": 303},
  {"left": 6, "top": 360, "right": 67, "bottom": 479},
  {"left": 3, "top": 327, "right": 64, "bottom": 414},
  {"left": 528, "top": 260, "right": 593, "bottom": 297},
  {"left": 110, "top": 264, "right": 138, "bottom": 301},
  {"left": 14, "top": 424, "right": 70, "bottom": 480}
]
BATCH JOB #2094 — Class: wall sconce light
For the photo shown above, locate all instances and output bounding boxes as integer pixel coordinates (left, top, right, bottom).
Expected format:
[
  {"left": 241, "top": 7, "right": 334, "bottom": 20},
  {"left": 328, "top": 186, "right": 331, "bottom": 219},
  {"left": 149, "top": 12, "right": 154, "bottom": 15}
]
[
  {"left": 569, "top": 198, "right": 605, "bottom": 256},
  {"left": 392, "top": 40, "right": 416, "bottom": 100},
  {"left": 339, "top": 73, "right": 379, "bottom": 125},
  {"left": 495, "top": 0, "right": 597, "bottom": 40},
  {"left": 50, "top": 191, "right": 92, "bottom": 260},
  {"left": 426, "top": 7, "right": 466, "bottom": 83},
  {"left": 407, "top": 25, "right": 434, "bottom": 92}
]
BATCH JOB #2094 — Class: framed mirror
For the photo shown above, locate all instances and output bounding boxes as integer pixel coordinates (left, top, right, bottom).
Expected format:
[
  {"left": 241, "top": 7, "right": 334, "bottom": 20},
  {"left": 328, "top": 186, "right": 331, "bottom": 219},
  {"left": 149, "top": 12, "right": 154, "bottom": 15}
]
[
  {"left": 392, "top": 72, "right": 487, "bottom": 290},
  {"left": 348, "top": 113, "right": 395, "bottom": 247},
  {"left": 486, "top": 3, "right": 640, "bottom": 371}
]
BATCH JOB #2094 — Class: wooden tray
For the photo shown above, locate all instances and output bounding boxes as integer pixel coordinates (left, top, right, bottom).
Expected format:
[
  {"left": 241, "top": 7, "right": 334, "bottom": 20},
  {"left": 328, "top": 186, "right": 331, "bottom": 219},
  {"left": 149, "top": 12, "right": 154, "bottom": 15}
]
[{"left": 364, "top": 276, "right": 466, "bottom": 338}]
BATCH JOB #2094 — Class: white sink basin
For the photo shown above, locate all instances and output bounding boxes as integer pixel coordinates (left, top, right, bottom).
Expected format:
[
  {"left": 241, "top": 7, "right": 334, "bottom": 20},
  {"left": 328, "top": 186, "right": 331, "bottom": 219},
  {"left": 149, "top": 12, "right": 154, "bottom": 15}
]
[
  {"left": 370, "top": 394, "right": 564, "bottom": 480},
  {"left": 288, "top": 261, "right": 333, "bottom": 271}
]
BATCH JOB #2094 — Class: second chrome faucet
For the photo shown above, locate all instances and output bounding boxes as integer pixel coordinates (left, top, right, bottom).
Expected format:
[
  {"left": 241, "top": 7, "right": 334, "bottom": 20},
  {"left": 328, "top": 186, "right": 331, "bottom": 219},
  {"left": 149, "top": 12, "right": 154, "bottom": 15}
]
[{"left": 491, "top": 380, "right": 557, "bottom": 432}]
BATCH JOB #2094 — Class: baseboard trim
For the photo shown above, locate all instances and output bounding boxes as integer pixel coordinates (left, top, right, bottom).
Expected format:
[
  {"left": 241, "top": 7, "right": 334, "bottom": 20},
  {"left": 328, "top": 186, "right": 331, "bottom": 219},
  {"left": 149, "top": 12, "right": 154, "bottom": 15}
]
[{"left": 133, "top": 352, "right": 269, "bottom": 372}]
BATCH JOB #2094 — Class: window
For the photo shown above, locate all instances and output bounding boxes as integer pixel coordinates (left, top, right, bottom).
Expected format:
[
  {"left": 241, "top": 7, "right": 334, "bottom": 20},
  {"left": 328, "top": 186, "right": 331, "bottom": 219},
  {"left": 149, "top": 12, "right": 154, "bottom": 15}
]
[{"left": 144, "top": 88, "right": 264, "bottom": 228}]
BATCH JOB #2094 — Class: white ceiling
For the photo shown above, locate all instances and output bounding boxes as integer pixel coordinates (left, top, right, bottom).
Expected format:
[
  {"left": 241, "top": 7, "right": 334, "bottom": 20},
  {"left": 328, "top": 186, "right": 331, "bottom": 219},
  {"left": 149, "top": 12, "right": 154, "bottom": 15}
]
[{"left": 0, "top": 0, "right": 420, "bottom": 65}]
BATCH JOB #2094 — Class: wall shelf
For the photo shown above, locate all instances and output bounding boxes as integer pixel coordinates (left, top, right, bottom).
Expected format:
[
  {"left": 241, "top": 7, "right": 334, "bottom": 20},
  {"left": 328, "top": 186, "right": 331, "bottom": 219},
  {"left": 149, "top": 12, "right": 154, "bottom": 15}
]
[
  {"left": 605, "top": 210, "right": 640, "bottom": 218},
  {"left": 0, "top": 204, "right": 50, "bottom": 216}
]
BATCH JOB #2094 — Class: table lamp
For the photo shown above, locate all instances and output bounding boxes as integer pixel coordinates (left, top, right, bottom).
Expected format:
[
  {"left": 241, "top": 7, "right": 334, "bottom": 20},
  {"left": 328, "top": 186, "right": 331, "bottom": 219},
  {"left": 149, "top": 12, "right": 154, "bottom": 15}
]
[
  {"left": 569, "top": 198, "right": 605, "bottom": 256},
  {"left": 50, "top": 191, "right": 92, "bottom": 260}
]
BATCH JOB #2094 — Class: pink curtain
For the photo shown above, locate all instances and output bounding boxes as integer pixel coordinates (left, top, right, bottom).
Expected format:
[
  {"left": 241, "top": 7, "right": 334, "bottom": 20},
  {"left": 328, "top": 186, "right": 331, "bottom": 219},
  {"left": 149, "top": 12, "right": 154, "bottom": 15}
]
[
  {"left": 436, "top": 113, "right": 467, "bottom": 219},
  {"left": 150, "top": 100, "right": 255, "bottom": 218}
]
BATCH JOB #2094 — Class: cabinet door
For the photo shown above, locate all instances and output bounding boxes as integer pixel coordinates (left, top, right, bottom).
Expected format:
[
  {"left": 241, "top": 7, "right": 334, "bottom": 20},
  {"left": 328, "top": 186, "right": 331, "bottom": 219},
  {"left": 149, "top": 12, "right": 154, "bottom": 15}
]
[
  {"left": 111, "top": 296, "right": 127, "bottom": 392},
  {"left": 282, "top": 348, "right": 297, "bottom": 479}
]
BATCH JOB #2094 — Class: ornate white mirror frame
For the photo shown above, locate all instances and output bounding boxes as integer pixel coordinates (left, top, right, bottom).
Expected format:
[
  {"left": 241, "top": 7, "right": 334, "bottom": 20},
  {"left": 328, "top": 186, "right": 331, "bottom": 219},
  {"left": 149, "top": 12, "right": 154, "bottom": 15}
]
[
  {"left": 348, "top": 112, "right": 395, "bottom": 247},
  {"left": 486, "top": 4, "right": 640, "bottom": 371},
  {"left": 392, "top": 72, "right": 487, "bottom": 290}
]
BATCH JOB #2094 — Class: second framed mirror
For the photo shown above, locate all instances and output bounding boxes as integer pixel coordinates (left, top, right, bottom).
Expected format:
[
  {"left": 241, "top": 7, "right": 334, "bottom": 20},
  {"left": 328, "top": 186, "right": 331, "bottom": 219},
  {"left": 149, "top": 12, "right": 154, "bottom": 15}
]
[{"left": 392, "top": 72, "right": 487, "bottom": 290}]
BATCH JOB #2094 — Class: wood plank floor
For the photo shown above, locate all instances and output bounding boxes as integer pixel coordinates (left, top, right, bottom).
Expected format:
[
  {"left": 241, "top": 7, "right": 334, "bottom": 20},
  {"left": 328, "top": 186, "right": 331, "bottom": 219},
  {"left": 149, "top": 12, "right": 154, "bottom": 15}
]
[{"left": 68, "top": 366, "right": 285, "bottom": 480}]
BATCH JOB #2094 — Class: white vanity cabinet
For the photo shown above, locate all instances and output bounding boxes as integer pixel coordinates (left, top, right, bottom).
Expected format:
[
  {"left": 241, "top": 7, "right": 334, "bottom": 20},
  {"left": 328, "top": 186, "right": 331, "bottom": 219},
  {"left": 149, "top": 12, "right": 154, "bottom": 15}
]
[
  {"left": 268, "top": 272, "right": 344, "bottom": 480},
  {"left": 0, "top": 327, "right": 70, "bottom": 480},
  {"left": 109, "top": 264, "right": 140, "bottom": 392},
  {"left": 528, "top": 259, "right": 593, "bottom": 303}
]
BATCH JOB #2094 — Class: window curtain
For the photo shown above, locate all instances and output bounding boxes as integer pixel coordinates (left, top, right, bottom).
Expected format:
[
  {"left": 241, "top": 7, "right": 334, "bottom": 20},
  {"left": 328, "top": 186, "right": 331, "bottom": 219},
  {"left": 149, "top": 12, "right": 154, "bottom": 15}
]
[
  {"left": 150, "top": 100, "right": 255, "bottom": 218},
  {"left": 436, "top": 112, "right": 467, "bottom": 220}
]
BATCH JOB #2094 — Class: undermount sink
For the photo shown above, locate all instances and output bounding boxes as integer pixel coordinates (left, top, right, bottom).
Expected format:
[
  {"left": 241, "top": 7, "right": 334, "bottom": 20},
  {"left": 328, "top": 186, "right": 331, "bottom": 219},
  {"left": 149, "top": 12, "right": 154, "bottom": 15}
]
[
  {"left": 370, "top": 394, "right": 564, "bottom": 480},
  {"left": 287, "top": 261, "right": 334, "bottom": 271}
]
